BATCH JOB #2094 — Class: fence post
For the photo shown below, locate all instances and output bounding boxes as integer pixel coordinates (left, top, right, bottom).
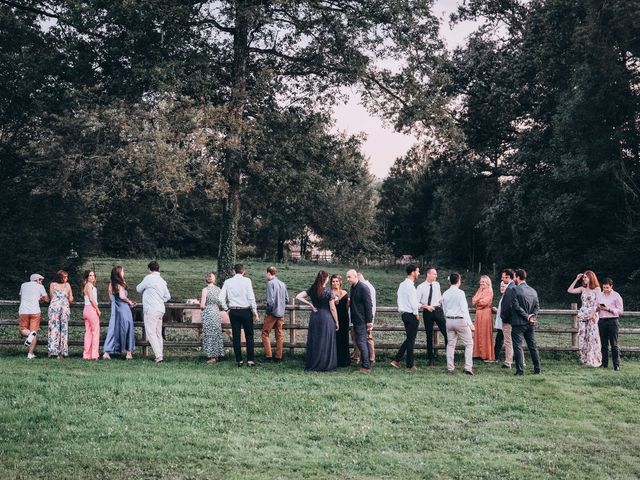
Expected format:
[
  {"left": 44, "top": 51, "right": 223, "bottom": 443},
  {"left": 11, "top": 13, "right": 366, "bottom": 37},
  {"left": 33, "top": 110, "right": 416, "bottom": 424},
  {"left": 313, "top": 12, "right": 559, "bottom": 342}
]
[
  {"left": 571, "top": 302, "right": 578, "bottom": 349},
  {"left": 289, "top": 298, "right": 296, "bottom": 357}
]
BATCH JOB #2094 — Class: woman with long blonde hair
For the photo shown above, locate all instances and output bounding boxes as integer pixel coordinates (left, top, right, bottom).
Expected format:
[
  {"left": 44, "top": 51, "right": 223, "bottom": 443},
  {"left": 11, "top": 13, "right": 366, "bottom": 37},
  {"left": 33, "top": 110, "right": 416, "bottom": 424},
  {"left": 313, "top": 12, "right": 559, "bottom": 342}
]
[{"left": 472, "top": 275, "right": 495, "bottom": 362}]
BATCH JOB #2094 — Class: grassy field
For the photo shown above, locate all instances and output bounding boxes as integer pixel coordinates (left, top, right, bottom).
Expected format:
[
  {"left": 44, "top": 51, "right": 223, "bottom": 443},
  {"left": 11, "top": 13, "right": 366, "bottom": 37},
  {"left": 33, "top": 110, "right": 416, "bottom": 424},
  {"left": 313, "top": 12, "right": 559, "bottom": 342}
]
[
  {"left": 1, "top": 258, "right": 639, "bottom": 478},
  {"left": 0, "top": 352, "right": 639, "bottom": 479}
]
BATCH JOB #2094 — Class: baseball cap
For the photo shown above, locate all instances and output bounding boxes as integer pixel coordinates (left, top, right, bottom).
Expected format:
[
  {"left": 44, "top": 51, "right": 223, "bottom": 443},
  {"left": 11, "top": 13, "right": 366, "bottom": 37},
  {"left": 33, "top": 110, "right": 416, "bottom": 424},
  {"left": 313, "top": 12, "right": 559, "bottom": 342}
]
[{"left": 30, "top": 273, "right": 44, "bottom": 281}]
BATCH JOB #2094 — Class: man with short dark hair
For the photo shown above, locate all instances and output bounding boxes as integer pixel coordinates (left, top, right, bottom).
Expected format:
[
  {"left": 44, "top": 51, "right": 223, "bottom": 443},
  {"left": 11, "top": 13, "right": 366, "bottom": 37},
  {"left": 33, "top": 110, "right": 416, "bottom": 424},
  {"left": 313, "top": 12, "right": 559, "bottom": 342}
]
[
  {"left": 391, "top": 264, "right": 420, "bottom": 371},
  {"left": 417, "top": 267, "right": 447, "bottom": 366},
  {"left": 441, "top": 272, "right": 474, "bottom": 375},
  {"left": 509, "top": 269, "right": 541, "bottom": 376},
  {"left": 220, "top": 264, "right": 259, "bottom": 367},
  {"left": 493, "top": 269, "right": 516, "bottom": 369},
  {"left": 136, "top": 260, "right": 171, "bottom": 363},
  {"left": 597, "top": 277, "right": 624, "bottom": 371},
  {"left": 262, "top": 266, "right": 289, "bottom": 363}
]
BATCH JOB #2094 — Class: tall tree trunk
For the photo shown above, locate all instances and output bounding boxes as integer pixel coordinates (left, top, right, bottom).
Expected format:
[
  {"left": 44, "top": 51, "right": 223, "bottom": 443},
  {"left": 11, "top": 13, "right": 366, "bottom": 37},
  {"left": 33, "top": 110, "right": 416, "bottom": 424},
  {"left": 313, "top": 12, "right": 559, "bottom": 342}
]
[
  {"left": 217, "top": 0, "right": 249, "bottom": 283},
  {"left": 276, "top": 236, "right": 285, "bottom": 262}
]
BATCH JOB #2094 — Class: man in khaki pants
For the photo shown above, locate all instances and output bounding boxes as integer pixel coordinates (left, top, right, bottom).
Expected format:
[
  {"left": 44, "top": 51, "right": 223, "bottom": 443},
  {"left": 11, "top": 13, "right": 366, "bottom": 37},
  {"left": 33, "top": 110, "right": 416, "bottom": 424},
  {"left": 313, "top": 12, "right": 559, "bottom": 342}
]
[
  {"left": 441, "top": 272, "right": 475, "bottom": 375},
  {"left": 493, "top": 269, "right": 515, "bottom": 368},
  {"left": 262, "top": 266, "right": 289, "bottom": 362},
  {"left": 136, "top": 261, "right": 171, "bottom": 363}
]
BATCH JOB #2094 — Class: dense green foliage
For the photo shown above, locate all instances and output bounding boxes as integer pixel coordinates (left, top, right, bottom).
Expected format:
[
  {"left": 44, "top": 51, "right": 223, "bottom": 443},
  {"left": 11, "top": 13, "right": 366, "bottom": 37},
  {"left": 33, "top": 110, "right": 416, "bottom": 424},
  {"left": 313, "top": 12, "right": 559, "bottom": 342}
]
[{"left": 378, "top": 0, "right": 640, "bottom": 292}]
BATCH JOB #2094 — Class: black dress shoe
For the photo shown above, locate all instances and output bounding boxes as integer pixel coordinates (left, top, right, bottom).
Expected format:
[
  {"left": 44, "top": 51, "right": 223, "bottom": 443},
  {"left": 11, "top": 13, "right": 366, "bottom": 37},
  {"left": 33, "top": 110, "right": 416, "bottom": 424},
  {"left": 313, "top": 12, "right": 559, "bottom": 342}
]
[
  {"left": 237, "top": 361, "right": 244, "bottom": 367},
  {"left": 614, "top": 366, "right": 620, "bottom": 371},
  {"left": 247, "top": 361, "right": 259, "bottom": 367},
  {"left": 264, "top": 357, "right": 273, "bottom": 363},
  {"left": 515, "top": 372, "right": 524, "bottom": 376},
  {"left": 533, "top": 370, "right": 541, "bottom": 375},
  {"left": 273, "top": 358, "right": 282, "bottom": 363},
  {"left": 463, "top": 369, "right": 474, "bottom": 376}
]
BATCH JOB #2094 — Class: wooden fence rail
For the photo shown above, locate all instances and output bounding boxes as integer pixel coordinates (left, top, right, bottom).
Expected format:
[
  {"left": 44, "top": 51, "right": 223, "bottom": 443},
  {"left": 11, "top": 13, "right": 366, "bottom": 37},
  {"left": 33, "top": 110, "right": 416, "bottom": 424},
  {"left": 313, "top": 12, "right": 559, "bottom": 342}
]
[{"left": 1, "top": 300, "right": 639, "bottom": 353}]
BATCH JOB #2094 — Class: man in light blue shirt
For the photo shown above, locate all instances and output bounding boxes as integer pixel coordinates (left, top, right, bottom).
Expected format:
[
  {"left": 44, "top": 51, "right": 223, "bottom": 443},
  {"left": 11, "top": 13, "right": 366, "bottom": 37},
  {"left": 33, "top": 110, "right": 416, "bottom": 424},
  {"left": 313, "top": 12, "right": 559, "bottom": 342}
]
[
  {"left": 136, "top": 260, "right": 171, "bottom": 363},
  {"left": 441, "top": 272, "right": 474, "bottom": 375}
]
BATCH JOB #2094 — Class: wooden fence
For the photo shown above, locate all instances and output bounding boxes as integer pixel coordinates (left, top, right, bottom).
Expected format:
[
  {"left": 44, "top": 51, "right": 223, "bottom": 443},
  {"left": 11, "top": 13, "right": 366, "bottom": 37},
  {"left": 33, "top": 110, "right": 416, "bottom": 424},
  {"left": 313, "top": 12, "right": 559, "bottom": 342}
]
[{"left": 1, "top": 300, "right": 639, "bottom": 354}]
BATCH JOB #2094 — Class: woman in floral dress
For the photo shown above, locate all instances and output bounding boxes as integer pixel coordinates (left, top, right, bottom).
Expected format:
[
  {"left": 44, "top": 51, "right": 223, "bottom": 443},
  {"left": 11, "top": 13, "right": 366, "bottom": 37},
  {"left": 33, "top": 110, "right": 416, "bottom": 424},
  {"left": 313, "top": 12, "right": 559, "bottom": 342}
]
[
  {"left": 568, "top": 270, "right": 602, "bottom": 367},
  {"left": 199, "top": 272, "right": 224, "bottom": 364},
  {"left": 48, "top": 270, "right": 73, "bottom": 359}
]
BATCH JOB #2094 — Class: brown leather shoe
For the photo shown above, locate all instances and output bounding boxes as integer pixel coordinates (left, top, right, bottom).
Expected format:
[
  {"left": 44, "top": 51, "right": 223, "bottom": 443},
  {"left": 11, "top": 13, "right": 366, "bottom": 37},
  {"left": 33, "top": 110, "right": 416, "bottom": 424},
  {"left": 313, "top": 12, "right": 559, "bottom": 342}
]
[
  {"left": 407, "top": 366, "right": 418, "bottom": 372},
  {"left": 390, "top": 360, "right": 401, "bottom": 369},
  {"left": 357, "top": 367, "right": 371, "bottom": 373}
]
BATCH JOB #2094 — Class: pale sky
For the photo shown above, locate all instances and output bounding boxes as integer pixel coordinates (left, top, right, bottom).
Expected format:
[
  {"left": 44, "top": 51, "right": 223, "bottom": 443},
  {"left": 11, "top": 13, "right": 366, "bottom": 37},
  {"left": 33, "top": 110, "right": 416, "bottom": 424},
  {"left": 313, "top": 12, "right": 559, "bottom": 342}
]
[{"left": 332, "top": 0, "right": 479, "bottom": 178}]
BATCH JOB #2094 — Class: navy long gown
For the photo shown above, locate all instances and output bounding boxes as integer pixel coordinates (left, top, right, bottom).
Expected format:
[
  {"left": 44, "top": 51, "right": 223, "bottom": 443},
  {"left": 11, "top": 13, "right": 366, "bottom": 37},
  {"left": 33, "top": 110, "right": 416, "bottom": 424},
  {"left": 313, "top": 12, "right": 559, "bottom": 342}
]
[
  {"left": 305, "top": 288, "right": 338, "bottom": 372},
  {"left": 103, "top": 291, "right": 136, "bottom": 355}
]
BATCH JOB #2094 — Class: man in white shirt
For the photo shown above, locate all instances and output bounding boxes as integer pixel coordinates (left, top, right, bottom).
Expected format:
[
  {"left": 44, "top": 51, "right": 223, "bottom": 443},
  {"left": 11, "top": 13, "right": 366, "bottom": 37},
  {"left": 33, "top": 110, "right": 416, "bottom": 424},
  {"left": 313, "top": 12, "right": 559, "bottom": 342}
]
[
  {"left": 441, "top": 272, "right": 475, "bottom": 375},
  {"left": 136, "top": 260, "right": 171, "bottom": 363},
  {"left": 220, "top": 264, "right": 259, "bottom": 367},
  {"left": 390, "top": 264, "right": 420, "bottom": 371},
  {"left": 416, "top": 267, "right": 447, "bottom": 366},
  {"left": 19, "top": 273, "right": 49, "bottom": 359}
]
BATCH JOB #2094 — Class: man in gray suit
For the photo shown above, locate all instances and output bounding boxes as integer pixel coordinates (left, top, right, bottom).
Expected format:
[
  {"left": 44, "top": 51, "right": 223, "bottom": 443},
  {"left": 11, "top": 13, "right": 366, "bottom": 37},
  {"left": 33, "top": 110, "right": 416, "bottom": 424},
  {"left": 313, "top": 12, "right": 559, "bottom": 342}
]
[{"left": 508, "top": 269, "right": 541, "bottom": 376}]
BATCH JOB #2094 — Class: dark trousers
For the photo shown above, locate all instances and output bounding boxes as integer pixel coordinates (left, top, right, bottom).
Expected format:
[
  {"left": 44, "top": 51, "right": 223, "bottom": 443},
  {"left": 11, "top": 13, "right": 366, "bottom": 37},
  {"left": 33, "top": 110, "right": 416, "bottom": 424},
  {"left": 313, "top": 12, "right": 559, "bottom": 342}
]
[
  {"left": 494, "top": 329, "right": 504, "bottom": 360},
  {"left": 423, "top": 308, "right": 447, "bottom": 361},
  {"left": 511, "top": 323, "right": 541, "bottom": 375},
  {"left": 598, "top": 318, "right": 620, "bottom": 368},
  {"left": 229, "top": 308, "right": 254, "bottom": 363},
  {"left": 394, "top": 313, "right": 419, "bottom": 368},
  {"left": 352, "top": 322, "right": 371, "bottom": 369}
]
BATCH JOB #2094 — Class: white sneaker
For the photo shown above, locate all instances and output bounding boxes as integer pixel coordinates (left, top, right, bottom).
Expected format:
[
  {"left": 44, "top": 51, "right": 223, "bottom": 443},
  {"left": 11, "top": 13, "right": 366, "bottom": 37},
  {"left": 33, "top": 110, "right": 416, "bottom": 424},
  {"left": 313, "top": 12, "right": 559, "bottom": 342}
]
[
  {"left": 27, "top": 353, "right": 36, "bottom": 359},
  {"left": 24, "top": 331, "right": 37, "bottom": 347}
]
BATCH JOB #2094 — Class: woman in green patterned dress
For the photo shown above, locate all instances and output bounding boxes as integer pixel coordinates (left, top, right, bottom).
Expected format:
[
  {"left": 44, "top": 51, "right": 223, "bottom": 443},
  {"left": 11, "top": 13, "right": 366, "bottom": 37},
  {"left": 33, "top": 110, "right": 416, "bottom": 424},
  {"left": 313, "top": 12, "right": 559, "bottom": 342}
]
[{"left": 199, "top": 272, "right": 225, "bottom": 364}]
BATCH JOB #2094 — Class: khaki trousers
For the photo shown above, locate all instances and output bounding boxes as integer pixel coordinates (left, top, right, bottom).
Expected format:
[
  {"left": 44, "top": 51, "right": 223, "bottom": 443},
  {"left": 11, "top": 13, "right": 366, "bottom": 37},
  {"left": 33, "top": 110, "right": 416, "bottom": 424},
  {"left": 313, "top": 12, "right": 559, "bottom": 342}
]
[
  {"left": 446, "top": 318, "right": 473, "bottom": 372},
  {"left": 144, "top": 311, "right": 164, "bottom": 360},
  {"left": 262, "top": 314, "right": 284, "bottom": 359},
  {"left": 502, "top": 322, "right": 514, "bottom": 366}
]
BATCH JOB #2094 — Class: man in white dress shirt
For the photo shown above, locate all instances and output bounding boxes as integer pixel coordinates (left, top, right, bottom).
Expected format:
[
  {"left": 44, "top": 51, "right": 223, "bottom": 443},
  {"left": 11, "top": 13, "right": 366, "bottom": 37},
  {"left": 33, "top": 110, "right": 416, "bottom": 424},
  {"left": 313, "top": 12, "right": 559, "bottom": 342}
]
[
  {"left": 441, "top": 272, "right": 475, "bottom": 375},
  {"left": 416, "top": 267, "right": 447, "bottom": 366},
  {"left": 220, "top": 264, "right": 259, "bottom": 367},
  {"left": 136, "top": 260, "right": 171, "bottom": 363},
  {"left": 390, "top": 264, "right": 421, "bottom": 371}
]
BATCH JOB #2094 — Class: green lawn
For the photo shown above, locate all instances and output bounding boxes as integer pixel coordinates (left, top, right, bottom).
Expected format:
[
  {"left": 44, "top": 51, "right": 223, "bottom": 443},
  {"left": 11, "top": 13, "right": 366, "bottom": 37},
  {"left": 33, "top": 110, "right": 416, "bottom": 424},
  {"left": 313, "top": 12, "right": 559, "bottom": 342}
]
[{"left": 0, "top": 353, "right": 639, "bottom": 479}]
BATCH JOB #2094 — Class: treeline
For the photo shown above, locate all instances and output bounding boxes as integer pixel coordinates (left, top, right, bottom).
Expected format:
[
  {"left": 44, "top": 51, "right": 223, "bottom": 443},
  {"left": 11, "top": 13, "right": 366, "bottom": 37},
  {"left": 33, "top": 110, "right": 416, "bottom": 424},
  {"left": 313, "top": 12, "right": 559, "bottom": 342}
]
[
  {"left": 378, "top": 0, "right": 640, "bottom": 294},
  {"left": 1, "top": 1, "right": 639, "bottom": 297}
]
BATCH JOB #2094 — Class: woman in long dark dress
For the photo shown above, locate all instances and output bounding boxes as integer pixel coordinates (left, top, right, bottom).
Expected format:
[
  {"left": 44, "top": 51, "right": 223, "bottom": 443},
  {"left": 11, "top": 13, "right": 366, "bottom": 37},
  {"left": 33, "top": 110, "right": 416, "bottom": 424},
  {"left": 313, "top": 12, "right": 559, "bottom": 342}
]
[
  {"left": 330, "top": 274, "right": 350, "bottom": 367},
  {"left": 296, "top": 271, "right": 339, "bottom": 372}
]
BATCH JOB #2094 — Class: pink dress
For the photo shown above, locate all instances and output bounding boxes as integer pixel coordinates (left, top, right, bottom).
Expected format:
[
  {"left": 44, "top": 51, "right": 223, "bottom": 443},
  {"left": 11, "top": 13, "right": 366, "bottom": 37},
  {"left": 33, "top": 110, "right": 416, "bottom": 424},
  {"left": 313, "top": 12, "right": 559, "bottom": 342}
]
[{"left": 577, "top": 288, "right": 602, "bottom": 367}]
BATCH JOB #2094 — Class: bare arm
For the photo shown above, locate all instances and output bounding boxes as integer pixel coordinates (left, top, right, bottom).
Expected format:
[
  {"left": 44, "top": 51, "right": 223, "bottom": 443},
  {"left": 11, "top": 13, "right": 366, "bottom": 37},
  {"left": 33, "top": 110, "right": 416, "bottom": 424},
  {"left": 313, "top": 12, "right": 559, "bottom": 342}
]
[
  {"left": 200, "top": 287, "right": 208, "bottom": 309},
  {"left": 567, "top": 274, "right": 584, "bottom": 294},
  {"left": 296, "top": 291, "right": 317, "bottom": 312},
  {"left": 66, "top": 284, "right": 73, "bottom": 304},
  {"left": 329, "top": 298, "right": 339, "bottom": 330}
]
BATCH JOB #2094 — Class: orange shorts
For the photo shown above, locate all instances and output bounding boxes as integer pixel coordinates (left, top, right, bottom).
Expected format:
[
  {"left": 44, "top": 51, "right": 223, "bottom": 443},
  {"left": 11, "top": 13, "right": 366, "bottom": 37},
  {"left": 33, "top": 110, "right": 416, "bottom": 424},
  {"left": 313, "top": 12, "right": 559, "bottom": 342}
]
[{"left": 19, "top": 314, "right": 41, "bottom": 332}]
